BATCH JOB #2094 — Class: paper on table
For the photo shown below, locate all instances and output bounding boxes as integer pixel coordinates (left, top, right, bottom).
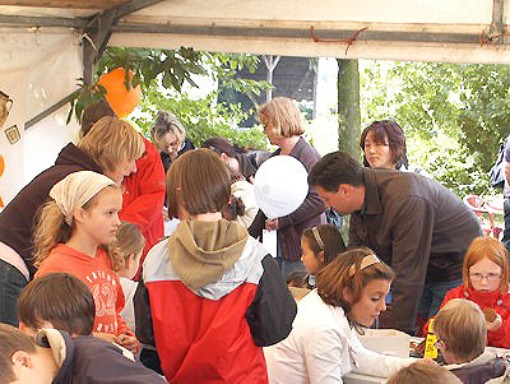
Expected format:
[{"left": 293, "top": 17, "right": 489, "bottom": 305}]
[{"left": 262, "top": 229, "right": 277, "bottom": 258}]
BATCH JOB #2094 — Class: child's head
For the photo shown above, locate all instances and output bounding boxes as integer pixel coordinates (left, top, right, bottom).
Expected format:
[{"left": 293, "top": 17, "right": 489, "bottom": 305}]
[
  {"left": 286, "top": 271, "right": 309, "bottom": 288},
  {"left": 316, "top": 247, "right": 393, "bottom": 327},
  {"left": 166, "top": 148, "right": 231, "bottom": 219},
  {"left": 17, "top": 272, "right": 95, "bottom": 337},
  {"left": 462, "top": 236, "right": 508, "bottom": 294},
  {"left": 433, "top": 298, "right": 486, "bottom": 364},
  {"left": 0, "top": 324, "right": 57, "bottom": 384},
  {"left": 301, "top": 224, "right": 346, "bottom": 274},
  {"left": 387, "top": 361, "right": 462, "bottom": 384},
  {"left": 221, "top": 196, "right": 246, "bottom": 222},
  {"left": 116, "top": 222, "right": 145, "bottom": 279},
  {"left": 34, "top": 171, "right": 123, "bottom": 270}
]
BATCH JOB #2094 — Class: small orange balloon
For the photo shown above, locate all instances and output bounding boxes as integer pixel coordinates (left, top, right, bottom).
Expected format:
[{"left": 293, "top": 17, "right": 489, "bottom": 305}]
[
  {"left": 0, "top": 155, "right": 4, "bottom": 177},
  {"left": 98, "top": 67, "right": 141, "bottom": 118}
]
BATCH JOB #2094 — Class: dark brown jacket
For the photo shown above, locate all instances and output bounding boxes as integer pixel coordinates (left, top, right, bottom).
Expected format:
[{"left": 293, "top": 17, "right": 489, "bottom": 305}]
[
  {"left": 349, "top": 168, "right": 482, "bottom": 333},
  {"left": 249, "top": 137, "right": 326, "bottom": 261}
]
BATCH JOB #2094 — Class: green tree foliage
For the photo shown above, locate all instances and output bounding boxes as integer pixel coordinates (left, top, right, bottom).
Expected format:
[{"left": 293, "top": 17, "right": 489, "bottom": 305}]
[
  {"left": 69, "top": 47, "right": 270, "bottom": 150},
  {"left": 362, "top": 61, "right": 510, "bottom": 196},
  {"left": 128, "top": 51, "right": 270, "bottom": 149}
]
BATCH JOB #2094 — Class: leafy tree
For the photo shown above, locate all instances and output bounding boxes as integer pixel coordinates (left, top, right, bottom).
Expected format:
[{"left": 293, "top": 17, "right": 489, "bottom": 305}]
[
  {"left": 69, "top": 47, "right": 270, "bottom": 149},
  {"left": 362, "top": 61, "right": 510, "bottom": 196}
]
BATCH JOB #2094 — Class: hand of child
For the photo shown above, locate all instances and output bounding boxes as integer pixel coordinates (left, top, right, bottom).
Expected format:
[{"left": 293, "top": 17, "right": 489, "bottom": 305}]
[
  {"left": 486, "top": 313, "right": 503, "bottom": 332},
  {"left": 265, "top": 218, "right": 279, "bottom": 231},
  {"left": 93, "top": 332, "right": 117, "bottom": 343},
  {"left": 116, "top": 333, "right": 140, "bottom": 354}
]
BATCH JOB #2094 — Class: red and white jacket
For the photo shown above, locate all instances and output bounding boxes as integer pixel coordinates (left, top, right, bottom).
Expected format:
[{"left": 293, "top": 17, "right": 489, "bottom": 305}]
[{"left": 135, "top": 221, "right": 297, "bottom": 383}]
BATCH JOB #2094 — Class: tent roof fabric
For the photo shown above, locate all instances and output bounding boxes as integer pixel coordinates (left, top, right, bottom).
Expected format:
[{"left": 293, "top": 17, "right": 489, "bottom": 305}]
[{"left": 1, "top": 0, "right": 510, "bottom": 66}]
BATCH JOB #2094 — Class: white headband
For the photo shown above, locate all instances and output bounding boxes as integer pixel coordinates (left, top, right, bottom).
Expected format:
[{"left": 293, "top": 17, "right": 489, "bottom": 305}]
[
  {"left": 311, "top": 227, "right": 324, "bottom": 250},
  {"left": 348, "top": 254, "right": 381, "bottom": 277},
  {"left": 49, "top": 171, "right": 117, "bottom": 226}
]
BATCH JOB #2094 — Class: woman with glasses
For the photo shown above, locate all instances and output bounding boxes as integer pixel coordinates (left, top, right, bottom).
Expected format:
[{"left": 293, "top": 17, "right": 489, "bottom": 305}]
[
  {"left": 150, "top": 111, "right": 195, "bottom": 173},
  {"left": 423, "top": 236, "right": 510, "bottom": 348}
]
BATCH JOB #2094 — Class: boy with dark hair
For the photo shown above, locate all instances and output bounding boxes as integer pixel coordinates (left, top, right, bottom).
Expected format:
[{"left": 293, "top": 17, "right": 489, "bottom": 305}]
[
  {"left": 18, "top": 272, "right": 95, "bottom": 336},
  {"left": 15, "top": 273, "right": 165, "bottom": 383}
]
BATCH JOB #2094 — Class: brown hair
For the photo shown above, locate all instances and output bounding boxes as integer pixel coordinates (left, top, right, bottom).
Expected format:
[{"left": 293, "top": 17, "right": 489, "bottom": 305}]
[
  {"left": 360, "top": 120, "right": 408, "bottom": 169},
  {"left": 302, "top": 224, "right": 346, "bottom": 267},
  {"left": 166, "top": 148, "right": 231, "bottom": 219},
  {"left": 462, "top": 236, "right": 509, "bottom": 294},
  {"left": 202, "top": 137, "right": 243, "bottom": 158},
  {"left": 78, "top": 116, "right": 144, "bottom": 175},
  {"left": 33, "top": 186, "right": 124, "bottom": 271},
  {"left": 433, "top": 298, "right": 486, "bottom": 363},
  {"left": 80, "top": 99, "right": 116, "bottom": 137},
  {"left": 316, "top": 247, "right": 394, "bottom": 319},
  {"left": 17, "top": 273, "right": 95, "bottom": 336},
  {"left": 387, "top": 361, "right": 462, "bottom": 384},
  {"left": 116, "top": 222, "right": 145, "bottom": 265},
  {"left": 0, "top": 324, "right": 37, "bottom": 383},
  {"left": 259, "top": 97, "right": 305, "bottom": 138}
]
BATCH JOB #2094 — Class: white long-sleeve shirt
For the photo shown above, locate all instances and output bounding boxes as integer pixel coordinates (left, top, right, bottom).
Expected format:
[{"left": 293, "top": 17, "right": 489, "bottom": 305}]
[{"left": 264, "top": 290, "right": 415, "bottom": 384}]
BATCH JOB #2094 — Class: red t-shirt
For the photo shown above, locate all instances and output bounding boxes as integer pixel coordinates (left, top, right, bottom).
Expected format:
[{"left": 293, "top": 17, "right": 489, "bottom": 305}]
[{"left": 36, "top": 244, "right": 133, "bottom": 337}]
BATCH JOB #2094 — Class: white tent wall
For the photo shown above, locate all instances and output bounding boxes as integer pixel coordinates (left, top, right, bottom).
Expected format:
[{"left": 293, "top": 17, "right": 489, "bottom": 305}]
[
  {"left": 110, "top": 0, "right": 510, "bottom": 64},
  {"left": 0, "top": 29, "right": 81, "bottom": 208}
]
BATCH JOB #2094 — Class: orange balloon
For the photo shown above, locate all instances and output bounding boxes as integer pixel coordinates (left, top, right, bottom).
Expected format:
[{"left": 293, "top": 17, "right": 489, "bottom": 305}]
[
  {"left": 0, "top": 155, "right": 4, "bottom": 177},
  {"left": 98, "top": 67, "right": 141, "bottom": 118}
]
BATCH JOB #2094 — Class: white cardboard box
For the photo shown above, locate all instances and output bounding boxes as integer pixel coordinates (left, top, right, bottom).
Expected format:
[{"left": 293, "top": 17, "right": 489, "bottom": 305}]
[{"left": 358, "top": 329, "right": 410, "bottom": 358}]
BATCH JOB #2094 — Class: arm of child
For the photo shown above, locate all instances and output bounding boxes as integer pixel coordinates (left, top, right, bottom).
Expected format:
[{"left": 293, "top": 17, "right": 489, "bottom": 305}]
[
  {"left": 114, "top": 275, "right": 140, "bottom": 353},
  {"left": 487, "top": 303, "right": 510, "bottom": 348},
  {"left": 246, "top": 255, "right": 297, "bottom": 346},
  {"left": 133, "top": 278, "right": 156, "bottom": 348}
]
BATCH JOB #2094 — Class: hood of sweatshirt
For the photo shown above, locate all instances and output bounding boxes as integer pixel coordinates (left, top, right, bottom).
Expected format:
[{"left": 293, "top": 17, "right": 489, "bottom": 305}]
[
  {"left": 54, "top": 143, "right": 102, "bottom": 173},
  {"left": 169, "top": 219, "right": 249, "bottom": 291}
]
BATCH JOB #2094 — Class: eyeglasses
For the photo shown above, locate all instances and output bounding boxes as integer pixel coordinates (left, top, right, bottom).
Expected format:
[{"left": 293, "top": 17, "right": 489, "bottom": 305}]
[{"left": 469, "top": 273, "right": 502, "bottom": 282}]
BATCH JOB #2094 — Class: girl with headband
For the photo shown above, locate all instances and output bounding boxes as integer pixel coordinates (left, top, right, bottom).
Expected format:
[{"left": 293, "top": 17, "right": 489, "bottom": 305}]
[
  {"left": 301, "top": 224, "right": 346, "bottom": 288},
  {"left": 265, "top": 247, "right": 416, "bottom": 383},
  {"left": 32, "top": 171, "right": 138, "bottom": 353}
]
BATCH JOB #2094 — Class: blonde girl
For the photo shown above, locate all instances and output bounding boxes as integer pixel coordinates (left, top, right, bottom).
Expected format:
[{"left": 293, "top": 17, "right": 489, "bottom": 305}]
[
  {"left": 423, "top": 236, "right": 510, "bottom": 348},
  {"left": 34, "top": 170, "right": 138, "bottom": 352}
]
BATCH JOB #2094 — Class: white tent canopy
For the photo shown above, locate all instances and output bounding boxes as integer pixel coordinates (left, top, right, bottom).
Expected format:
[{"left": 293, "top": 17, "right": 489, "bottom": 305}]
[{"left": 0, "top": 0, "right": 509, "bottom": 205}]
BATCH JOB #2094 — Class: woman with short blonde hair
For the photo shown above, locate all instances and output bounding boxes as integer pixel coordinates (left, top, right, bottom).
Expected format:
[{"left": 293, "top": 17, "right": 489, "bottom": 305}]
[
  {"left": 250, "top": 97, "right": 325, "bottom": 279},
  {"left": 0, "top": 116, "right": 144, "bottom": 327}
]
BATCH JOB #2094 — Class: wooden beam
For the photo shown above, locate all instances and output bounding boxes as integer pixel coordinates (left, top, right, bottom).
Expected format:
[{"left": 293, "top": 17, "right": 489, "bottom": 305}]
[
  {"left": 82, "top": 0, "right": 164, "bottom": 84},
  {"left": 0, "top": 1, "right": 130, "bottom": 10}
]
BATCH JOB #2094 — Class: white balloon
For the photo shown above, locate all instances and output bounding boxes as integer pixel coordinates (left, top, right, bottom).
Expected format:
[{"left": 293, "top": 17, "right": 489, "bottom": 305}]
[{"left": 254, "top": 156, "right": 309, "bottom": 219}]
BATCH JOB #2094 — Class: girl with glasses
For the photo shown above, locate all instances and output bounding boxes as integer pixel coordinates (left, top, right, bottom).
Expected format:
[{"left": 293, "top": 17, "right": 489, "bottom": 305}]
[{"left": 423, "top": 236, "right": 510, "bottom": 348}]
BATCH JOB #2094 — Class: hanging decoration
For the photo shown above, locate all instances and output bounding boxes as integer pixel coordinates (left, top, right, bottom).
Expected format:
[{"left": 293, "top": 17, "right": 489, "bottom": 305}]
[{"left": 97, "top": 67, "right": 141, "bottom": 118}]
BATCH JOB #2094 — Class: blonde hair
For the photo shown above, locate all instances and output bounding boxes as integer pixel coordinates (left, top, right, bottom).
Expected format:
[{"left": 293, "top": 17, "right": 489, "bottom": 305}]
[
  {"left": 434, "top": 298, "right": 486, "bottom": 363},
  {"left": 258, "top": 97, "right": 305, "bottom": 138},
  {"left": 166, "top": 149, "right": 231, "bottom": 219},
  {"left": 387, "top": 361, "right": 462, "bottom": 384},
  {"left": 33, "top": 185, "right": 124, "bottom": 271},
  {"left": 462, "top": 236, "right": 509, "bottom": 293},
  {"left": 151, "top": 111, "right": 186, "bottom": 146},
  {"left": 316, "top": 247, "right": 394, "bottom": 319},
  {"left": 77, "top": 116, "right": 144, "bottom": 175},
  {"left": 116, "top": 222, "right": 145, "bottom": 267}
]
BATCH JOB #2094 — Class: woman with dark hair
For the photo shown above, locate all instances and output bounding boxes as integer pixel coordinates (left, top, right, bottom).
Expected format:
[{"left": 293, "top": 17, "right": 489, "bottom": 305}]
[{"left": 360, "top": 120, "right": 427, "bottom": 175}]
